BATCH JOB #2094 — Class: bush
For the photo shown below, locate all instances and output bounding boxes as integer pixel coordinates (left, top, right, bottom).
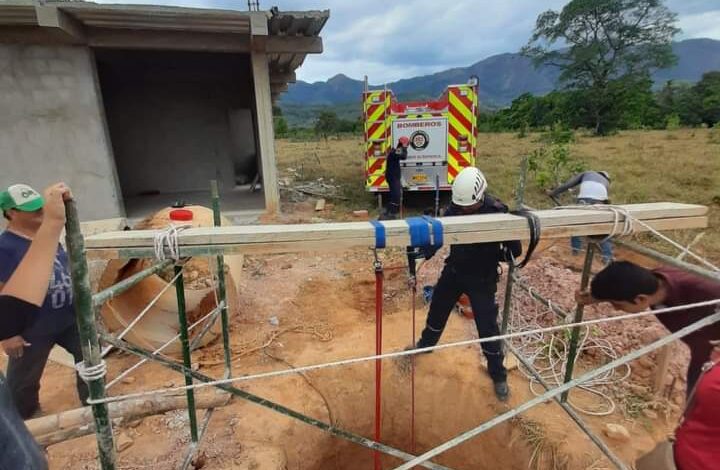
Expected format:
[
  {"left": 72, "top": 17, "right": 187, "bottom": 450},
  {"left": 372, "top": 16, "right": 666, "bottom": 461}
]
[
  {"left": 528, "top": 126, "right": 585, "bottom": 189},
  {"left": 665, "top": 114, "right": 681, "bottom": 130}
]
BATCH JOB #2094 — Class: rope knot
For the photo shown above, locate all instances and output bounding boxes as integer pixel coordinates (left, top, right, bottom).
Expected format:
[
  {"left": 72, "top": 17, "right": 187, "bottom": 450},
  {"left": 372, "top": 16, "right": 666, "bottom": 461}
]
[
  {"left": 75, "top": 360, "right": 108, "bottom": 383},
  {"left": 153, "top": 223, "right": 191, "bottom": 262}
]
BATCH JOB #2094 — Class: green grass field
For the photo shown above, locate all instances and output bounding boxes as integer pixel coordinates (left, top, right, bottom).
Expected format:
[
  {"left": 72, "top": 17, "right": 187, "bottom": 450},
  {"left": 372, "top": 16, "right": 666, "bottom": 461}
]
[{"left": 276, "top": 128, "right": 720, "bottom": 263}]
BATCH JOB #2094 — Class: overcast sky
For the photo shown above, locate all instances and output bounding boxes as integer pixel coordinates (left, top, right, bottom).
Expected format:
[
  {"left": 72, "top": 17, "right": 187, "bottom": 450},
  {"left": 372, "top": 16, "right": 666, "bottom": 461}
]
[{"left": 98, "top": 0, "right": 720, "bottom": 84}]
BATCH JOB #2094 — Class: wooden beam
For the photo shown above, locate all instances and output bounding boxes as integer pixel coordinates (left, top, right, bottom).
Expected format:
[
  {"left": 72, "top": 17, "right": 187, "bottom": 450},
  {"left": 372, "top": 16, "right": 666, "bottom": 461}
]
[
  {"left": 88, "top": 28, "right": 252, "bottom": 52},
  {"left": 35, "top": 5, "right": 85, "bottom": 42},
  {"left": 271, "top": 82, "right": 289, "bottom": 93},
  {"left": 266, "top": 36, "right": 323, "bottom": 54},
  {"left": 270, "top": 71, "right": 296, "bottom": 84},
  {"left": 653, "top": 344, "right": 673, "bottom": 395},
  {"left": 28, "top": 391, "right": 230, "bottom": 446},
  {"left": 252, "top": 51, "right": 281, "bottom": 214},
  {"left": 84, "top": 203, "right": 708, "bottom": 258}
]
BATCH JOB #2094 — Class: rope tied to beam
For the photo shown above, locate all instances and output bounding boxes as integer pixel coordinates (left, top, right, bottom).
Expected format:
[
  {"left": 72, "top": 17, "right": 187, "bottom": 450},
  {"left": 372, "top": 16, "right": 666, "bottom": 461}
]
[
  {"left": 554, "top": 204, "right": 720, "bottom": 272},
  {"left": 153, "top": 224, "right": 192, "bottom": 262},
  {"left": 554, "top": 204, "right": 635, "bottom": 243}
]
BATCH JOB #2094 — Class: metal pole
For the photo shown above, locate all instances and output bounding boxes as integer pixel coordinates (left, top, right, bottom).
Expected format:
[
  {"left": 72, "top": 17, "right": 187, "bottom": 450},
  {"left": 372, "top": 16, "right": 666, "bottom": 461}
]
[
  {"left": 64, "top": 200, "right": 116, "bottom": 469},
  {"left": 98, "top": 333, "right": 454, "bottom": 470},
  {"left": 501, "top": 156, "right": 528, "bottom": 335},
  {"left": 92, "top": 259, "right": 173, "bottom": 307},
  {"left": 392, "top": 311, "right": 720, "bottom": 470},
  {"left": 614, "top": 239, "right": 720, "bottom": 282},
  {"left": 505, "top": 342, "right": 628, "bottom": 470},
  {"left": 510, "top": 274, "right": 571, "bottom": 319},
  {"left": 561, "top": 242, "right": 595, "bottom": 402},
  {"left": 174, "top": 264, "right": 199, "bottom": 442},
  {"left": 211, "top": 180, "right": 232, "bottom": 377}
]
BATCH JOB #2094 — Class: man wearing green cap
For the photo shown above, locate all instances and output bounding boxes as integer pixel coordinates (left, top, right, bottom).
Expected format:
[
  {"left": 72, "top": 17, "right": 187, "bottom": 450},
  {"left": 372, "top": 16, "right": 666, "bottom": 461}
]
[{"left": 0, "top": 183, "right": 88, "bottom": 418}]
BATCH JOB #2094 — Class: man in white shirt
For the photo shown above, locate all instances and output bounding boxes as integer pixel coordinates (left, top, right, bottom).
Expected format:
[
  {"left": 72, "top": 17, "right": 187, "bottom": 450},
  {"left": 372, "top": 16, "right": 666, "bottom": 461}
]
[{"left": 548, "top": 171, "right": 613, "bottom": 263}]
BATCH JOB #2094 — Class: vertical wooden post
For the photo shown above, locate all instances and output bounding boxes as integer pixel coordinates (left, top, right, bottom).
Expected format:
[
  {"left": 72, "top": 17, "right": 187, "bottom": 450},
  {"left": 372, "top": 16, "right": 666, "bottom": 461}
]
[{"left": 653, "top": 344, "right": 673, "bottom": 395}]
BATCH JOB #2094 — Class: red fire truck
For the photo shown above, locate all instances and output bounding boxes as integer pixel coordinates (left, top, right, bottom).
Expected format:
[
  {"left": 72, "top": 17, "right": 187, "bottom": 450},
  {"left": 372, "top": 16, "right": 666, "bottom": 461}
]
[{"left": 363, "top": 78, "right": 479, "bottom": 194}]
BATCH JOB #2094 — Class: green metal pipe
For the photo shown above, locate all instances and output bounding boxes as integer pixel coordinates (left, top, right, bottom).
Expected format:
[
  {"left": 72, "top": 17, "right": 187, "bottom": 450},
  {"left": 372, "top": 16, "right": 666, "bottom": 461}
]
[
  {"left": 614, "top": 239, "right": 720, "bottom": 282},
  {"left": 92, "top": 259, "right": 173, "bottom": 307},
  {"left": 64, "top": 200, "right": 116, "bottom": 469},
  {"left": 510, "top": 274, "right": 571, "bottom": 319},
  {"left": 561, "top": 242, "right": 596, "bottom": 402},
  {"left": 505, "top": 342, "right": 628, "bottom": 470},
  {"left": 188, "top": 301, "right": 224, "bottom": 351},
  {"left": 174, "top": 264, "right": 199, "bottom": 442},
  {"left": 211, "top": 180, "right": 232, "bottom": 377},
  {"left": 98, "top": 333, "right": 453, "bottom": 470},
  {"left": 181, "top": 408, "right": 215, "bottom": 470}
]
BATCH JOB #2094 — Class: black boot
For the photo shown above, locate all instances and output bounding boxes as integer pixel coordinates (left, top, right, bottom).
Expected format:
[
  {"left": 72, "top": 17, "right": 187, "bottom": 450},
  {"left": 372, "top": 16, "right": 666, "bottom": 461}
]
[{"left": 493, "top": 380, "right": 509, "bottom": 401}]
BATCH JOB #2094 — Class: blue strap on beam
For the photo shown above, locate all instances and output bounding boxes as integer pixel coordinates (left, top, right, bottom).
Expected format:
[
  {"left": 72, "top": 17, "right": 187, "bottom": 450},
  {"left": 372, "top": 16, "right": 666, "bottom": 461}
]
[
  {"left": 369, "top": 220, "right": 386, "bottom": 249},
  {"left": 422, "top": 215, "right": 444, "bottom": 248},
  {"left": 406, "top": 217, "right": 430, "bottom": 248},
  {"left": 407, "top": 216, "right": 443, "bottom": 249}
]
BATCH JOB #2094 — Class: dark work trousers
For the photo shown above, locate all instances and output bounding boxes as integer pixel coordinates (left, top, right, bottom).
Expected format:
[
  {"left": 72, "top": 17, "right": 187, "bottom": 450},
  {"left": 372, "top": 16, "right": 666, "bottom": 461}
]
[
  {"left": 386, "top": 175, "right": 402, "bottom": 215},
  {"left": 6, "top": 323, "right": 88, "bottom": 419},
  {"left": 0, "top": 372, "right": 47, "bottom": 469},
  {"left": 418, "top": 265, "right": 507, "bottom": 382}
]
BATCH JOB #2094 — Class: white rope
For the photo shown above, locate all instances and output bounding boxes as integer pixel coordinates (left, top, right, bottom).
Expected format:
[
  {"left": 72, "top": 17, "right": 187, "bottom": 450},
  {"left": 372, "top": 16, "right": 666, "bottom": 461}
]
[
  {"left": 509, "top": 281, "right": 630, "bottom": 416},
  {"left": 554, "top": 204, "right": 635, "bottom": 243},
  {"left": 153, "top": 224, "right": 192, "bottom": 262},
  {"left": 554, "top": 204, "right": 719, "bottom": 271},
  {"left": 105, "top": 303, "right": 224, "bottom": 390},
  {"left": 101, "top": 268, "right": 185, "bottom": 358},
  {"left": 89, "top": 299, "right": 720, "bottom": 406},
  {"left": 75, "top": 359, "right": 108, "bottom": 383},
  {"left": 632, "top": 218, "right": 720, "bottom": 271}
]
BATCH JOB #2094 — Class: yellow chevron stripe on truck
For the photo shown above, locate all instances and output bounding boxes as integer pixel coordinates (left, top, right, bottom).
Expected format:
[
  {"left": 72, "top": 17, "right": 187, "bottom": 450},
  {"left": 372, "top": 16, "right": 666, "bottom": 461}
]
[
  {"left": 446, "top": 85, "right": 477, "bottom": 182},
  {"left": 364, "top": 91, "right": 391, "bottom": 189}
]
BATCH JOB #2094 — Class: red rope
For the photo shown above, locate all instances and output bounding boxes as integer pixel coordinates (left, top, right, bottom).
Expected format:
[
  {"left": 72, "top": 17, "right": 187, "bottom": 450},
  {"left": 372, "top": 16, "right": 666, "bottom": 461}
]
[
  {"left": 374, "top": 262, "right": 384, "bottom": 470},
  {"left": 411, "top": 280, "right": 417, "bottom": 455}
]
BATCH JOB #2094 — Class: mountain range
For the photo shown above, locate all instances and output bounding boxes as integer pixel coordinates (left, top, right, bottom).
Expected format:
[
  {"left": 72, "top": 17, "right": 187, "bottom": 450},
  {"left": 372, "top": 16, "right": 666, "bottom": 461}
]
[{"left": 280, "top": 38, "right": 720, "bottom": 111}]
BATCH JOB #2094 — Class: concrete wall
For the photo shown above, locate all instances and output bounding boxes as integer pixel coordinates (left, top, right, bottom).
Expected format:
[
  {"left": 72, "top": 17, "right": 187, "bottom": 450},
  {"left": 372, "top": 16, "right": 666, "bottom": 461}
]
[
  {"left": 96, "top": 50, "right": 257, "bottom": 197},
  {"left": 0, "top": 44, "right": 122, "bottom": 221}
]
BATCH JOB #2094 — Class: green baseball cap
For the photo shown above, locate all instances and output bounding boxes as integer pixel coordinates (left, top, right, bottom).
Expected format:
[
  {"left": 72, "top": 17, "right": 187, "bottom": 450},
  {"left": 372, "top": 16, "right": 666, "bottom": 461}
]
[{"left": 0, "top": 184, "right": 44, "bottom": 212}]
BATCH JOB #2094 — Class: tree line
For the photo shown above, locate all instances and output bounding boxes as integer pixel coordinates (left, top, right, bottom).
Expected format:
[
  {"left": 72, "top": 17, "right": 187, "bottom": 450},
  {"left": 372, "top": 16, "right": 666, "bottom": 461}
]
[{"left": 479, "top": 72, "right": 720, "bottom": 133}]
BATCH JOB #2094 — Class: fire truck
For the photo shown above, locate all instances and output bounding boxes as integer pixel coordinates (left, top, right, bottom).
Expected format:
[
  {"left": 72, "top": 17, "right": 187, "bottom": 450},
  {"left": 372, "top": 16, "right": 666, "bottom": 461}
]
[{"left": 362, "top": 77, "right": 479, "bottom": 194}]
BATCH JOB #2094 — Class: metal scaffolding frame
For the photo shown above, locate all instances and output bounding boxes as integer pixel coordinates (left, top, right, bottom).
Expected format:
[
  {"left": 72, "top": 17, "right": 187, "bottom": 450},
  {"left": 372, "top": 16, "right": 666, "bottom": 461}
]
[{"left": 63, "top": 175, "right": 718, "bottom": 470}]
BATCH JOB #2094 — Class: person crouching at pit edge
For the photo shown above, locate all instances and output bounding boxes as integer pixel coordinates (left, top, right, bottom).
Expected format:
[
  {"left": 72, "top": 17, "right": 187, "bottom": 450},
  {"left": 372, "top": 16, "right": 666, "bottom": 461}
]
[
  {"left": 408, "top": 167, "right": 523, "bottom": 401},
  {"left": 576, "top": 260, "right": 720, "bottom": 397}
]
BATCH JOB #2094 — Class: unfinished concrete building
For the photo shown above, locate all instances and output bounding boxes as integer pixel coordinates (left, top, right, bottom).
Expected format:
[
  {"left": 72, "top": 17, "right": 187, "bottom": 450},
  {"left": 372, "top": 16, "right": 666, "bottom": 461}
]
[{"left": 0, "top": 2, "right": 328, "bottom": 223}]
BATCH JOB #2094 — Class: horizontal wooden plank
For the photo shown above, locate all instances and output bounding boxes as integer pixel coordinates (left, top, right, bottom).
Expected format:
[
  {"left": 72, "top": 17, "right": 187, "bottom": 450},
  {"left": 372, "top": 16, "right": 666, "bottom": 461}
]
[{"left": 83, "top": 203, "right": 708, "bottom": 259}]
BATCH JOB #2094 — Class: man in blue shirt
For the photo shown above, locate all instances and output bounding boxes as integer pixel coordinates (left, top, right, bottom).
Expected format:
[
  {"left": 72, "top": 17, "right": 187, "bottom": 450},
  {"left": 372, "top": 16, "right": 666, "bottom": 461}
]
[{"left": 0, "top": 183, "right": 87, "bottom": 419}]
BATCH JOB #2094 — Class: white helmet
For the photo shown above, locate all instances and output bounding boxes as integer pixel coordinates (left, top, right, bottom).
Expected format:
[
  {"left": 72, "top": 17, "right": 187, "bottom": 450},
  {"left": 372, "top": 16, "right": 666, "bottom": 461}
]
[{"left": 452, "top": 167, "right": 487, "bottom": 206}]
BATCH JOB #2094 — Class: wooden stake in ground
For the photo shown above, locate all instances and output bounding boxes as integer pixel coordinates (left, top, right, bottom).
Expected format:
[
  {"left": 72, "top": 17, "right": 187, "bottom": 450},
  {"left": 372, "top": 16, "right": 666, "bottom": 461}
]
[
  {"left": 315, "top": 199, "right": 326, "bottom": 211},
  {"left": 653, "top": 344, "right": 673, "bottom": 395},
  {"left": 28, "top": 390, "right": 230, "bottom": 446}
]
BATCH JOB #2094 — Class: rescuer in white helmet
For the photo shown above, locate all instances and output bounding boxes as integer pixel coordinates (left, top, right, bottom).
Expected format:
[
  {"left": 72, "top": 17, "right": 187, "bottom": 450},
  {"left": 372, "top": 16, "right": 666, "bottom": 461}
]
[{"left": 411, "top": 167, "right": 522, "bottom": 401}]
